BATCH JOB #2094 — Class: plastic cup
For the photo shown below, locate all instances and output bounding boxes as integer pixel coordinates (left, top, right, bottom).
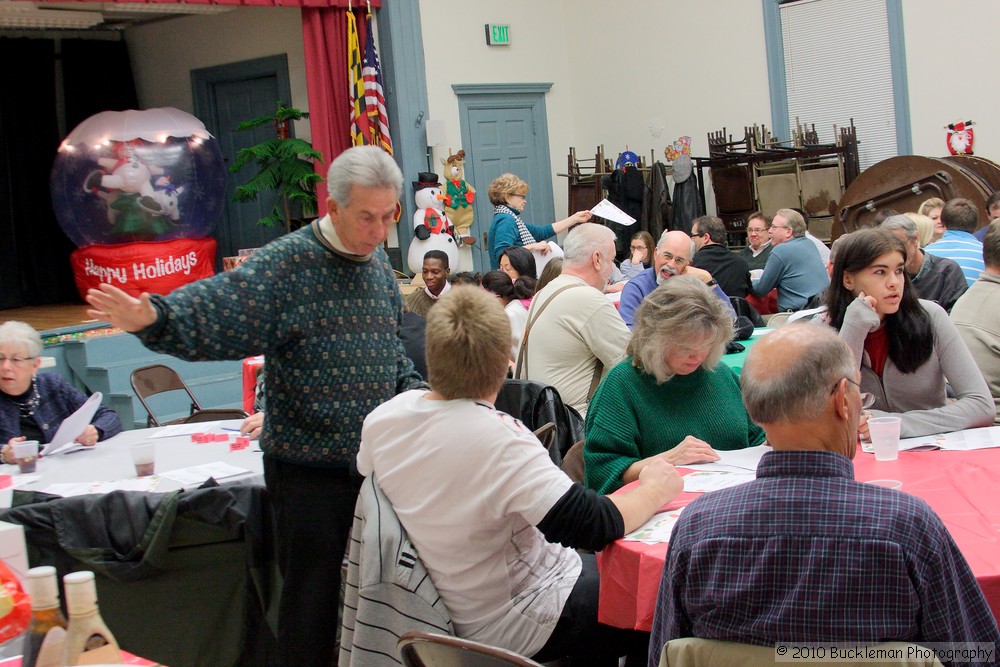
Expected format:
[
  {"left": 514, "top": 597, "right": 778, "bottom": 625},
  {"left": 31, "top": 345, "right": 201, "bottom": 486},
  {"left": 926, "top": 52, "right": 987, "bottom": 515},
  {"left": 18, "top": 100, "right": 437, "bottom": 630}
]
[
  {"left": 12, "top": 440, "right": 39, "bottom": 474},
  {"left": 866, "top": 479, "right": 902, "bottom": 490},
  {"left": 868, "top": 416, "right": 902, "bottom": 461},
  {"left": 130, "top": 442, "right": 156, "bottom": 477}
]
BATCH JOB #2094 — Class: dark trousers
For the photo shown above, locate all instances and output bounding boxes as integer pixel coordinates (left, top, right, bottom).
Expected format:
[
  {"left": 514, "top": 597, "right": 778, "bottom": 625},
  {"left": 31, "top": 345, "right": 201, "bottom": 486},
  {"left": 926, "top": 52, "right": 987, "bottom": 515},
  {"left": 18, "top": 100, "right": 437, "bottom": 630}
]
[
  {"left": 532, "top": 553, "right": 650, "bottom": 666},
  {"left": 264, "top": 455, "right": 363, "bottom": 666}
]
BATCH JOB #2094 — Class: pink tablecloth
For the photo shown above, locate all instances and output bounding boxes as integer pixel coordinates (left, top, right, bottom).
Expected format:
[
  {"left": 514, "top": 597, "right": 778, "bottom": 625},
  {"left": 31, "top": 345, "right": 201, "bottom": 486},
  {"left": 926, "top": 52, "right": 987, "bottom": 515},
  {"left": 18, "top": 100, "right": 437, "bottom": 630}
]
[
  {"left": 598, "top": 445, "right": 1000, "bottom": 631},
  {"left": 241, "top": 356, "right": 264, "bottom": 414}
]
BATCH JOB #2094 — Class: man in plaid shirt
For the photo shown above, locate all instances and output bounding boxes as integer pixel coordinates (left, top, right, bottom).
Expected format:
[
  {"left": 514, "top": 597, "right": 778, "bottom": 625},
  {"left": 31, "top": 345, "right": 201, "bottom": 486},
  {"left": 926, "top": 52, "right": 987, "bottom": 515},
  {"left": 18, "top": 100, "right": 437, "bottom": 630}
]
[{"left": 649, "top": 324, "right": 1000, "bottom": 666}]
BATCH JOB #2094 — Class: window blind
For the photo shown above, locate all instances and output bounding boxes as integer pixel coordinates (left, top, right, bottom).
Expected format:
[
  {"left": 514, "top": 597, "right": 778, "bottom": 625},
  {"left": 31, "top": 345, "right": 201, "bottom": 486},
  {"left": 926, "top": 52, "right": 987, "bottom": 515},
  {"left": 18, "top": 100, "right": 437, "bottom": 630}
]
[{"left": 780, "top": 0, "right": 897, "bottom": 169}]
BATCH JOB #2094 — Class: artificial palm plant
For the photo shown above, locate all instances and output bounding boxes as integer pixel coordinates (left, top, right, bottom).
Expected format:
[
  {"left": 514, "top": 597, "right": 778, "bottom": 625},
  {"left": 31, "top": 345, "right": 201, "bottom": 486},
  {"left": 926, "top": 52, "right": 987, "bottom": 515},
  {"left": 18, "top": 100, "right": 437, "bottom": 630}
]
[{"left": 230, "top": 101, "right": 323, "bottom": 232}]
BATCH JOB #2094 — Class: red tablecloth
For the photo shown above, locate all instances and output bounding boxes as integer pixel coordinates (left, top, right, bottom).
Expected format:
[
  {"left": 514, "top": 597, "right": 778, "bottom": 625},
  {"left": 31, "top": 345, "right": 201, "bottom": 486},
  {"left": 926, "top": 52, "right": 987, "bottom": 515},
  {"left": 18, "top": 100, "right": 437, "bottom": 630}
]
[
  {"left": 598, "top": 445, "right": 1000, "bottom": 631},
  {"left": 241, "top": 356, "right": 265, "bottom": 414}
]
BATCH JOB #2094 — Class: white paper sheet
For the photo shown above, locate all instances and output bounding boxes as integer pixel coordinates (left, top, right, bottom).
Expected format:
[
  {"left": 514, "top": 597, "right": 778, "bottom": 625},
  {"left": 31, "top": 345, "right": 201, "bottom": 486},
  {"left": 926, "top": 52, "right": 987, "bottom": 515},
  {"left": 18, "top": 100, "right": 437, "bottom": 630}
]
[
  {"left": 42, "top": 392, "right": 103, "bottom": 456},
  {"left": 623, "top": 508, "right": 684, "bottom": 544},
  {"left": 43, "top": 477, "right": 161, "bottom": 497},
  {"left": 531, "top": 241, "right": 564, "bottom": 275},
  {"left": 682, "top": 471, "right": 755, "bottom": 493},
  {"left": 590, "top": 199, "right": 636, "bottom": 226},
  {"left": 897, "top": 426, "right": 1000, "bottom": 452},
  {"left": 679, "top": 445, "right": 772, "bottom": 473},
  {"left": 158, "top": 461, "right": 252, "bottom": 486},
  {"left": 149, "top": 422, "right": 231, "bottom": 439}
]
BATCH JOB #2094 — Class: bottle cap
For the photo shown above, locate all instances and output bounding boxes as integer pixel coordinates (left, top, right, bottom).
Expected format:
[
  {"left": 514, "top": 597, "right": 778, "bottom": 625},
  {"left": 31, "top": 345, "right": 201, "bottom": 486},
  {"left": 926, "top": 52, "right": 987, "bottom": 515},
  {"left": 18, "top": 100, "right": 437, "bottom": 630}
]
[
  {"left": 63, "top": 571, "right": 98, "bottom": 616},
  {"left": 26, "top": 566, "right": 59, "bottom": 609}
]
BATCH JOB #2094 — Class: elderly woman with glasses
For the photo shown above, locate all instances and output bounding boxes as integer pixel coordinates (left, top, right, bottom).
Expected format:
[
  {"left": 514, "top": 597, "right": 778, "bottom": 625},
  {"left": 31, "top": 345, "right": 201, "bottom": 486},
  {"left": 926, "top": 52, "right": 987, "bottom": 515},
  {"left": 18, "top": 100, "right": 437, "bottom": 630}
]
[
  {"left": 583, "top": 277, "right": 765, "bottom": 494},
  {"left": 826, "top": 228, "right": 992, "bottom": 439},
  {"left": 486, "top": 173, "right": 592, "bottom": 270},
  {"left": 0, "top": 321, "right": 122, "bottom": 462}
]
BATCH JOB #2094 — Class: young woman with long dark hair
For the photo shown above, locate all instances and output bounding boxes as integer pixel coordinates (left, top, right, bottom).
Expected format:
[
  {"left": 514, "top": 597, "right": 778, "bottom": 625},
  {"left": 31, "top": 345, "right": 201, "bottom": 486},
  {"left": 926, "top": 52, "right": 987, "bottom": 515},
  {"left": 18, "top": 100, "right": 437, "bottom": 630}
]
[{"left": 826, "top": 228, "right": 992, "bottom": 438}]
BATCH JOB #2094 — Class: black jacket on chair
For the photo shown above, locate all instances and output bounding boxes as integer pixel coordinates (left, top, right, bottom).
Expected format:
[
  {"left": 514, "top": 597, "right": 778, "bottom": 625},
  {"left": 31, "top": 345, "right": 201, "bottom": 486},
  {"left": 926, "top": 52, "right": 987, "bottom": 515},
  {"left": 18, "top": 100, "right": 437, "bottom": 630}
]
[
  {"left": 494, "top": 379, "right": 584, "bottom": 466},
  {"left": 2, "top": 484, "right": 279, "bottom": 667}
]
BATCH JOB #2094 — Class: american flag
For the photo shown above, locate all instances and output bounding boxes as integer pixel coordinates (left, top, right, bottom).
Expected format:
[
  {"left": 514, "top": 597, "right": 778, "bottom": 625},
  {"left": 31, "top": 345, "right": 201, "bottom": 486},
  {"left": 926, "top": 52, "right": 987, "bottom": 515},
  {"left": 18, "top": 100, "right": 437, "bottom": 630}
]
[
  {"left": 347, "top": 10, "right": 367, "bottom": 147},
  {"left": 362, "top": 13, "right": 393, "bottom": 154}
]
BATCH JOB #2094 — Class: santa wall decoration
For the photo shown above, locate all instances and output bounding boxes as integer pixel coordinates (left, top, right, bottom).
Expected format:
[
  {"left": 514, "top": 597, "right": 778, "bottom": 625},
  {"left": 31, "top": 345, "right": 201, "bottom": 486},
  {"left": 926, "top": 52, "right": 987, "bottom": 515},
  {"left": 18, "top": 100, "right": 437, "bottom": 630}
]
[{"left": 946, "top": 120, "right": 975, "bottom": 155}]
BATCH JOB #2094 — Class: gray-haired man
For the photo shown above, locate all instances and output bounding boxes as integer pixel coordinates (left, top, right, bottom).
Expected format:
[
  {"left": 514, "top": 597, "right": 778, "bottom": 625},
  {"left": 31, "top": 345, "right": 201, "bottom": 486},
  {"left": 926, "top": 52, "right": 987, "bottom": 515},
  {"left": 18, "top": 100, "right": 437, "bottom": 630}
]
[
  {"left": 880, "top": 214, "right": 967, "bottom": 312},
  {"left": 648, "top": 324, "right": 1000, "bottom": 663},
  {"left": 87, "top": 146, "right": 425, "bottom": 665}
]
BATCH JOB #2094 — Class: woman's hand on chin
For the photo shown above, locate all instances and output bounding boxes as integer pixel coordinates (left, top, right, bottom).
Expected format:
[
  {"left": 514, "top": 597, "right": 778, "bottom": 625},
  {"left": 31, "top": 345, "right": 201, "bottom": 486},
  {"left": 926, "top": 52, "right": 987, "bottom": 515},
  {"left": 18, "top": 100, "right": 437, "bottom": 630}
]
[{"left": 857, "top": 291, "right": 878, "bottom": 311}]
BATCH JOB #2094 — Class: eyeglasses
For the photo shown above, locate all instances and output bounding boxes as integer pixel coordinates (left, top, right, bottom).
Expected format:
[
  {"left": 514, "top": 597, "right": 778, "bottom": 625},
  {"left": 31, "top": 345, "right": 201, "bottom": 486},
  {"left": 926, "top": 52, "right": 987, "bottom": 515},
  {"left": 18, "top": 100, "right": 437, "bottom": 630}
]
[
  {"left": 836, "top": 377, "right": 876, "bottom": 409},
  {"left": 689, "top": 231, "right": 705, "bottom": 238},
  {"left": 510, "top": 193, "right": 527, "bottom": 202},
  {"left": 657, "top": 251, "right": 689, "bottom": 266},
  {"left": 747, "top": 227, "right": 767, "bottom": 234},
  {"left": 0, "top": 356, "right": 36, "bottom": 366},
  {"left": 629, "top": 244, "right": 646, "bottom": 252}
]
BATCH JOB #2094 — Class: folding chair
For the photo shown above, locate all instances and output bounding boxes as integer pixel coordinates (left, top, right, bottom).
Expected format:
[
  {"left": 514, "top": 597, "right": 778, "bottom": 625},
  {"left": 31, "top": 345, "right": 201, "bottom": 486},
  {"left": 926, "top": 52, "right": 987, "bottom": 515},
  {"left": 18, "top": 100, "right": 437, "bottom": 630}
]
[{"left": 130, "top": 364, "right": 247, "bottom": 427}]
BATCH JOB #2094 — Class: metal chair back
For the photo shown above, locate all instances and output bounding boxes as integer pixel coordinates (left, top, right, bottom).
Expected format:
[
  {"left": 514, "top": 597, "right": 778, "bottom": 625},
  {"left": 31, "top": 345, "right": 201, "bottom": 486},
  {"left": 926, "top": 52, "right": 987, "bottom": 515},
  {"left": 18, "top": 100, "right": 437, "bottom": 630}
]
[
  {"left": 398, "top": 631, "right": 544, "bottom": 667},
  {"left": 130, "top": 364, "right": 203, "bottom": 427}
]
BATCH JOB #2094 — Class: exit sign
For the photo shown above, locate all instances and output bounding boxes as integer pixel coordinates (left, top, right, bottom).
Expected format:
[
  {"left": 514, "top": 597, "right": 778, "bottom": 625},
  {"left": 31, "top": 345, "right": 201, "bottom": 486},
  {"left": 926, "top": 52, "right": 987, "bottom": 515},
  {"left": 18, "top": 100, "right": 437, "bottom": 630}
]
[{"left": 485, "top": 24, "right": 510, "bottom": 46}]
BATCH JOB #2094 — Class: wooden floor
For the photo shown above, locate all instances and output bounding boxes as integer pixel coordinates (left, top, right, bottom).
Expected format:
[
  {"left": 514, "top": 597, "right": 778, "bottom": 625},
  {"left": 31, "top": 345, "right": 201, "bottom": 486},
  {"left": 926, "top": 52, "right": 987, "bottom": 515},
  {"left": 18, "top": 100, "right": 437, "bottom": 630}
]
[{"left": 0, "top": 303, "right": 101, "bottom": 333}]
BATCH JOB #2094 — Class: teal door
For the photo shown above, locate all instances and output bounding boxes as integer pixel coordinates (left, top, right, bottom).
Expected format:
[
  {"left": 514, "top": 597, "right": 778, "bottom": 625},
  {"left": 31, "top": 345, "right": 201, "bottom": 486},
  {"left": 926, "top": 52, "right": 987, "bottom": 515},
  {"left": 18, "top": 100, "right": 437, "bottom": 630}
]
[
  {"left": 454, "top": 83, "right": 554, "bottom": 272},
  {"left": 192, "top": 56, "right": 292, "bottom": 269}
]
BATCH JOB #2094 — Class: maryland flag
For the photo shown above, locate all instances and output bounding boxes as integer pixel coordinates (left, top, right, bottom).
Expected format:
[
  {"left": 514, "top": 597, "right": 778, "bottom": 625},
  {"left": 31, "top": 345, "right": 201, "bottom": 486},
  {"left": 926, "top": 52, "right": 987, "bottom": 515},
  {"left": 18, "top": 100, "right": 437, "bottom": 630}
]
[
  {"left": 362, "top": 13, "right": 393, "bottom": 154},
  {"left": 347, "top": 11, "right": 367, "bottom": 147}
]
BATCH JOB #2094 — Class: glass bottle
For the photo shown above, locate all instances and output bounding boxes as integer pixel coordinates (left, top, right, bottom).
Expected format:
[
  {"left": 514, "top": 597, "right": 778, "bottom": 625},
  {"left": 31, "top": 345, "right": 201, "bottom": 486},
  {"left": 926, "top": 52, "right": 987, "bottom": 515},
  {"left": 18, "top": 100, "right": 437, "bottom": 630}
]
[
  {"left": 60, "top": 571, "right": 122, "bottom": 665},
  {"left": 21, "top": 566, "right": 68, "bottom": 667}
]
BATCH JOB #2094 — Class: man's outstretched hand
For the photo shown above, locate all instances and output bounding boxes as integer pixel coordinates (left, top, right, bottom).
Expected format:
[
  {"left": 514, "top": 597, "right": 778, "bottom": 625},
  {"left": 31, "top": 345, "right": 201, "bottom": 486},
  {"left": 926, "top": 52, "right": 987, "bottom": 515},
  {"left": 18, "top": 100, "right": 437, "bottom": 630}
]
[{"left": 86, "top": 283, "right": 158, "bottom": 333}]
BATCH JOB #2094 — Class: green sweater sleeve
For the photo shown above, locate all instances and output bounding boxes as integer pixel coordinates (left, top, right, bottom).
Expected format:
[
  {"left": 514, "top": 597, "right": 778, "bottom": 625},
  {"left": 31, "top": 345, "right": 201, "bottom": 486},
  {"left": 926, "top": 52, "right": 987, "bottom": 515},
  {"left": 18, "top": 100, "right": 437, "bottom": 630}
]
[{"left": 583, "top": 366, "right": 641, "bottom": 494}]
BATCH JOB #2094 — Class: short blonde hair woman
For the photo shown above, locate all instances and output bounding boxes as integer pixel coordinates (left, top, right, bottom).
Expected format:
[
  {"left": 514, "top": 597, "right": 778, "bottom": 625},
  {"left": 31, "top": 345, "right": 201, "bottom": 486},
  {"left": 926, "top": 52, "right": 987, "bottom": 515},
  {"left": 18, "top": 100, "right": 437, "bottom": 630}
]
[
  {"left": 486, "top": 172, "right": 592, "bottom": 271},
  {"left": 905, "top": 212, "right": 935, "bottom": 248},
  {"left": 583, "top": 277, "right": 765, "bottom": 493},
  {"left": 919, "top": 197, "right": 946, "bottom": 242}
]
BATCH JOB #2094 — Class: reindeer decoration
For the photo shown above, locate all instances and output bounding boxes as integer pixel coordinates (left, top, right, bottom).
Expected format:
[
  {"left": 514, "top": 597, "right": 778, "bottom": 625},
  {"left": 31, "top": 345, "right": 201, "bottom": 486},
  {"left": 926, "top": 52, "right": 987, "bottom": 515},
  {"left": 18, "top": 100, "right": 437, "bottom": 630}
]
[{"left": 441, "top": 149, "right": 476, "bottom": 244}]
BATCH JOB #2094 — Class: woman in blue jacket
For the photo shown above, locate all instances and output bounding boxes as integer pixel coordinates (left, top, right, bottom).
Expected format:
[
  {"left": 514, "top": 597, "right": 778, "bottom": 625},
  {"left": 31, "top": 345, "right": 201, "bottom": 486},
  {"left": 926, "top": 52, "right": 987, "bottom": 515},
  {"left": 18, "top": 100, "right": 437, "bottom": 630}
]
[
  {"left": 487, "top": 173, "right": 591, "bottom": 270},
  {"left": 1, "top": 321, "right": 122, "bottom": 461}
]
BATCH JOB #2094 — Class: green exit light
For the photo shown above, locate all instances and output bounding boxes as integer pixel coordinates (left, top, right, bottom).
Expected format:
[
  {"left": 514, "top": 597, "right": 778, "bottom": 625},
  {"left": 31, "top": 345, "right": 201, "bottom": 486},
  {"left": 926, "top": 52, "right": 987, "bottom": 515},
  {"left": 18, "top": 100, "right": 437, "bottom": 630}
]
[{"left": 485, "top": 23, "right": 510, "bottom": 46}]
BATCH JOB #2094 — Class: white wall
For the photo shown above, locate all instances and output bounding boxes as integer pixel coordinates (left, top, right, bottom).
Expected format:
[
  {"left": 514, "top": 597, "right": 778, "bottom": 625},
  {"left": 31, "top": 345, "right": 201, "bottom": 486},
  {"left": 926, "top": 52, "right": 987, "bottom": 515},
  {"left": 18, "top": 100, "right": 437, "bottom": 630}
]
[
  {"left": 120, "top": 0, "right": 1000, "bottom": 224},
  {"left": 418, "top": 0, "right": 579, "bottom": 218},
  {"left": 418, "top": 0, "right": 773, "bottom": 218},
  {"left": 900, "top": 1, "right": 1000, "bottom": 161},
  {"left": 125, "top": 7, "right": 311, "bottom": 140}
]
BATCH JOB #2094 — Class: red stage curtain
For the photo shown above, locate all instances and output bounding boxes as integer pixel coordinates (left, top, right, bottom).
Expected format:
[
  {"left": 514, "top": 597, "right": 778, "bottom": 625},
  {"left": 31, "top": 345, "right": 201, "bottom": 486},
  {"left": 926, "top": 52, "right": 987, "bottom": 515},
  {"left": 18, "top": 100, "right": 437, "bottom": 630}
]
[
  {"left": 31, "top": 1, "right": 380, "bottom": 7},
  {"left": 302, "top": 6, "right": 366, "bottom": 214},
  {"left": 30, "top": 0, "right": 380, "bottom": 215}
]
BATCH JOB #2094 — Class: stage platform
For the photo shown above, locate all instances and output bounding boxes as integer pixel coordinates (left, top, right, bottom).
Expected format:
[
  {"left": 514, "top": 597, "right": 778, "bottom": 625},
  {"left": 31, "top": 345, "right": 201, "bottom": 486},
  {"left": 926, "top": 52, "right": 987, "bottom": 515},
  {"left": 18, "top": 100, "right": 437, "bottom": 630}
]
[
  {"left": 1, "top": 302, "right": 245, "bottom": 429},
  {"left": 0, "top": 302, "right": 100, "bottom": 335}
]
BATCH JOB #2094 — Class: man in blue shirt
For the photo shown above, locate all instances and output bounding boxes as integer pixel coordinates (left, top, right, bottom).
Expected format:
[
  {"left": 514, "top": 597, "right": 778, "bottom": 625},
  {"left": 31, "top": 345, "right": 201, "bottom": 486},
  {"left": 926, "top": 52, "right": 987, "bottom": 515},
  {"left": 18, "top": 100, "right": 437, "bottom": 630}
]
[
  {"left": 648, "top": 324, "right": 1000, "bottom": 666},
  {"left": 926, "top": 198, "right": 985, "bottom": 286},
  {"left": 750, "top": 208, "right": 829, "bottom": 311},
  {"left": 618, "top": 230, "right": 734, "bottom": 329}
]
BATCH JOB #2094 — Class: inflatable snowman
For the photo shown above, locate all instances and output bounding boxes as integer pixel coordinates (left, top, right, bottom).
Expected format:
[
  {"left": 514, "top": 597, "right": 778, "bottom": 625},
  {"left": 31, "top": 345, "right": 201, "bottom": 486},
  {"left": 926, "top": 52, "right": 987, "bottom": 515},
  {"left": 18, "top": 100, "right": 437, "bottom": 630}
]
[{"left": 407, "top": 172, "right": 460, "bottom": 274}]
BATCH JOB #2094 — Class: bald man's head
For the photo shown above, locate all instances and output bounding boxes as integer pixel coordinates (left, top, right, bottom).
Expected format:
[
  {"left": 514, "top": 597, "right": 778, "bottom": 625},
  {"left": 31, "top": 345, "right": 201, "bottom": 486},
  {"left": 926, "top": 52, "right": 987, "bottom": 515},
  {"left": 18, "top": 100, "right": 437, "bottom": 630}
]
[
  {"left": 742, "top": 324, "right": 856, "bottom": 426},
  {"left": 655, "top": 230, "right": 696, "bottom": 283}
]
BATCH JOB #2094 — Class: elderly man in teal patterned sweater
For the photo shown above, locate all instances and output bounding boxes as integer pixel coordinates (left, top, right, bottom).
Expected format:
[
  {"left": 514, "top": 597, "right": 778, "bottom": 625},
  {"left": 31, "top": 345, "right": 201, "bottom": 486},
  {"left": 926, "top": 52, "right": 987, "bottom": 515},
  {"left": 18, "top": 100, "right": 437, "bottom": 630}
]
[{"left": 86, "top": 146, "right": 424, "bottom": 666}]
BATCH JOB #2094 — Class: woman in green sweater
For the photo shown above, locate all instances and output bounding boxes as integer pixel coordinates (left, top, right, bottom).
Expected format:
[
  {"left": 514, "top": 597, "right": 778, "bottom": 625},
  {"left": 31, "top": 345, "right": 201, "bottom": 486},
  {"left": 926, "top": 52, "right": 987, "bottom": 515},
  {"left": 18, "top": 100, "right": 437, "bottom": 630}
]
[{"left": 584, "top": 277, "right": 766, "bottom": 494}]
